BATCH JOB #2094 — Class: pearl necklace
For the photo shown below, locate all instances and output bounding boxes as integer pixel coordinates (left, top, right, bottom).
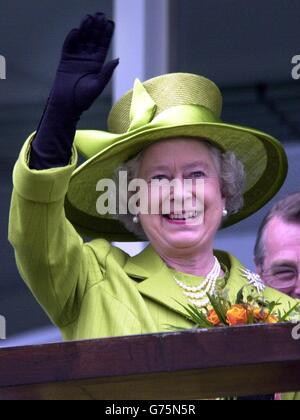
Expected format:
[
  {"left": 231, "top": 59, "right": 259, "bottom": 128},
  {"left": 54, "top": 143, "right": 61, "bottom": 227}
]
[{"left": 173, "top": 257, "right": 221, "bottom": 308}]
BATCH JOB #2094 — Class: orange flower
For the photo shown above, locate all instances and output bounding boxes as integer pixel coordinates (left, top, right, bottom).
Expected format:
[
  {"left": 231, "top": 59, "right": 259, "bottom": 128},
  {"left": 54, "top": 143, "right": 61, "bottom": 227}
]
[
  {"left": 266, "top": 315, "right": 279, "bottom": 324},
  {"left": 253, "top": 308, "right": 269, "bottom": 322},
  {"left": 226, "top": 304, "right": 248, "bottom": 326},
  {"left": 207, "top": 309, "right": 221, "bottom": 326},
  {"left": 253, "top": 308, "right": 279, "bottom": 324}
]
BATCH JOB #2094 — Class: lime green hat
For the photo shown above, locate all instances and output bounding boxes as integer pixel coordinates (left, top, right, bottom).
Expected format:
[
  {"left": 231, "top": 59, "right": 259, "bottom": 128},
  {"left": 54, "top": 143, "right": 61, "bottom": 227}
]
[{"left": 65, "top": 73, "right": 288, "bottom": 241}]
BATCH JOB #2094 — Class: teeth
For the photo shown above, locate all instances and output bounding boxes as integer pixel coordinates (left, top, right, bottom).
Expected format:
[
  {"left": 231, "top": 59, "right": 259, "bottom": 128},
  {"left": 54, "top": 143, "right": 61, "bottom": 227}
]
[{"left": 167, "top": 211, "right": 200, "bottom": 220}]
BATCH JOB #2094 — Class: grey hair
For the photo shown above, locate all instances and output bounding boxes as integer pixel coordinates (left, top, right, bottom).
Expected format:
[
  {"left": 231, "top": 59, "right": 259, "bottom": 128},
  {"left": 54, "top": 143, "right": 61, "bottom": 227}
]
[
  {"left": 112, "top": 138, "right": 245, "bottom": 240},
  {"left": 254, "top": 192, "right": 300, "bottom": 267}
]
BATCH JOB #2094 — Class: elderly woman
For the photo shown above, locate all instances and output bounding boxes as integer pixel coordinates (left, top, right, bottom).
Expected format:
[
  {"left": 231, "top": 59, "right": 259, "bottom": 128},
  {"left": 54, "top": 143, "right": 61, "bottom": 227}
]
[{"left": 9, "top": 13, "right": 297, "bottom": 342}]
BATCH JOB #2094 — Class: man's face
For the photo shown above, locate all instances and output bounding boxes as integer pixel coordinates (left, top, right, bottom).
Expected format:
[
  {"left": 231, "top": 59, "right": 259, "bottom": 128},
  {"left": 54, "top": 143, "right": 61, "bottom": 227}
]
[{"left": 256, "top": 216, "right": 300, "bottom": 298}]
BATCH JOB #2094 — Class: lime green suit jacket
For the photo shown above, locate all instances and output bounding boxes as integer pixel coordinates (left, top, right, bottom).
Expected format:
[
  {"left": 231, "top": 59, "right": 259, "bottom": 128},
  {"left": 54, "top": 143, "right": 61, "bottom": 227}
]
[
  {"left": 9, "top": 137, "right": 300, "bottom": 399},
  {"left": 8, "top": 137, "right": 298, "bottom": 343}
]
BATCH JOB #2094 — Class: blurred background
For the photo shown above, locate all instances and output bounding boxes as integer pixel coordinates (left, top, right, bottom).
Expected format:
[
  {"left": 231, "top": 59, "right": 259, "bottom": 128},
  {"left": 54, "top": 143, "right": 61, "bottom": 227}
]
[{"left": 0, "top": 0, "right": 300, "bottom": 346}]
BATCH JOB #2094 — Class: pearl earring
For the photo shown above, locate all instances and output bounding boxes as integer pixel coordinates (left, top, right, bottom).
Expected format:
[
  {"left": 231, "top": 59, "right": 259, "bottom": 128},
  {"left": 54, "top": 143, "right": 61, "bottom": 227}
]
[
  {"left": 222, "top": 209, "right": 228, "bottom": 218},
  {"left": 133, "top": 215, "right": 140, "bottom": 224}
]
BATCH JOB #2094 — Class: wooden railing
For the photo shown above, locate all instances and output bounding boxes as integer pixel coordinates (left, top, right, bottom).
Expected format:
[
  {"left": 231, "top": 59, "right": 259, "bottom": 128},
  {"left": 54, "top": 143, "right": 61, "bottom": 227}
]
[{"left": 1, "top": 323, "right": 300, "bottom": 400}]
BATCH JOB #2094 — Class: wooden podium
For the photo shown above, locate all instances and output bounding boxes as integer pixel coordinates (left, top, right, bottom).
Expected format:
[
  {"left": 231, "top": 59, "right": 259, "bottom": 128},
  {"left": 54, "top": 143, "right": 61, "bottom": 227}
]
[{"left": 1, "top": 323, "right": 300, "bottom": 400}]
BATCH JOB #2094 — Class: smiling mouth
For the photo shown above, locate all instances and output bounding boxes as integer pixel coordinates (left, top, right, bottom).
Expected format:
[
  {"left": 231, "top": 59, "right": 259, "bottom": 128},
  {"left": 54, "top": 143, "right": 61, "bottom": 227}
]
[{"left": 162, "top": 211, "right": 201, "bottom": 221}]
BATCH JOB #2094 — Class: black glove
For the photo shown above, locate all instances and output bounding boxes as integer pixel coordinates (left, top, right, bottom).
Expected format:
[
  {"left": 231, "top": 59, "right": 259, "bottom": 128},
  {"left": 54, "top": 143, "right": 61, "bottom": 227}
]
[{"left": 29, "top": 12, "right": 119, "bottom": 169}]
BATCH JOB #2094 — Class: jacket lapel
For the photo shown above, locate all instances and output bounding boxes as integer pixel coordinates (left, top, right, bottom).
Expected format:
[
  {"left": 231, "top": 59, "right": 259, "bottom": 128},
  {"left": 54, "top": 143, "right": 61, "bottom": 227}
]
[
  {"left": 124, "top": 246, "right": 298, "bottom": 320},
  {"left": 123, "top": 244, "right": 191, "bottom": 317}
]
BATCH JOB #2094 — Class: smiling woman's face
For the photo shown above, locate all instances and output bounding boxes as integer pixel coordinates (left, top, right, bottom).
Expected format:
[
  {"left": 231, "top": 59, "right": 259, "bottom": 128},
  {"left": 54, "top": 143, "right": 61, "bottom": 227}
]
[{"left": 137, "top": 138, "right": 225, "bottom": 256}]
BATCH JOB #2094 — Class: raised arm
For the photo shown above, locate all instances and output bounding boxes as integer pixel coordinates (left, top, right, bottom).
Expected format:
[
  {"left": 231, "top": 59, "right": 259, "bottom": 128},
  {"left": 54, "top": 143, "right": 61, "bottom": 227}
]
[
  {"left": 30, "top": 12, "right": 119, "bottom": 169},
  {"left": 9, "top": 13, "right": 118, "bottom": 328}
]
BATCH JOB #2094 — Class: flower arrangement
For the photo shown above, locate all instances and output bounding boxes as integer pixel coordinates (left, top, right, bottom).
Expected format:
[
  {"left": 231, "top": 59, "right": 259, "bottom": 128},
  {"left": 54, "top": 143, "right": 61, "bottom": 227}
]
[{"left": 173, "top": 286, "right": 300, "bottom": 329}]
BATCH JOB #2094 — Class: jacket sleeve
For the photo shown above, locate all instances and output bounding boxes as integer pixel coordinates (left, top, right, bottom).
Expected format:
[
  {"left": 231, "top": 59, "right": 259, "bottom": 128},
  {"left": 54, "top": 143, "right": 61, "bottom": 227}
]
[{"left": 8, "top": 134, "right": 109, "bottom": 327}]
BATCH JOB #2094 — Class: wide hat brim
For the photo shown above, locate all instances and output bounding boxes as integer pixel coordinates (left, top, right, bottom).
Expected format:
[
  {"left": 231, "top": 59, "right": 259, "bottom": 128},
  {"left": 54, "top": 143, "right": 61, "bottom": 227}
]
[{"left": 65, "top": 121, "right": 288, "bottom": 241}]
